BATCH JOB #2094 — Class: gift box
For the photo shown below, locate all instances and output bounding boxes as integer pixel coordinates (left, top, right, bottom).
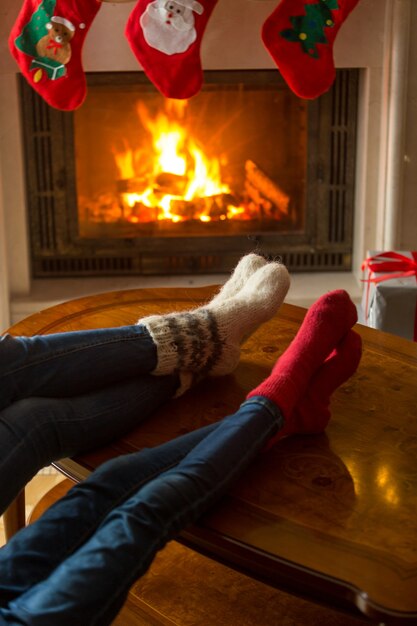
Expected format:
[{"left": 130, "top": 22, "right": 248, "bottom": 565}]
[{"left": 361, "top": 251, "right": 417, "bottom": 342}]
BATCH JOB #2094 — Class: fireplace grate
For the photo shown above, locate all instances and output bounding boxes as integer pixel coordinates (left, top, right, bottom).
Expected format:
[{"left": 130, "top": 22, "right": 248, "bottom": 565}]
[
  {"left": 34, "top": 250, "right": 348, "bottom": 277},
  {"left": 37, "top": 256, "right": 135, "bottom": 275},
  {"left": 20, "top": 70, "right": 358, "bottom": 277}
]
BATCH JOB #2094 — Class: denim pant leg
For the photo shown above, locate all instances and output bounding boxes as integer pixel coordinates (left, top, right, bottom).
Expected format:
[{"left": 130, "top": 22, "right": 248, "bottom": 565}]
[
  {"left": 0, "top": 422, "right": 218, "bottom": 605},
  {"left": 0, "top": 373, "right": 179, "bottom": 515},
  {"left": 0, "top": 325, "right": 157, "bottom": 410},
  {"left": 0, "top": 398, "right": 282, "bottom": 626}
]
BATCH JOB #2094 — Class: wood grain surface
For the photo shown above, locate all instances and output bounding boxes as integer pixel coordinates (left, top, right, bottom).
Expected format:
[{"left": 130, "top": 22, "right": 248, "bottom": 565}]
[{"left": 30, "top": 480, "right": 367, "bottom": 626}]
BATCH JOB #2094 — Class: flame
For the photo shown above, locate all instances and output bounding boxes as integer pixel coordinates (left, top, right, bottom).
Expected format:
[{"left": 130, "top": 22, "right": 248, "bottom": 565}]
[
  {"left": 185, "top": 146, "right": 229, "bottom": 200},
  {"left": 112, "top": 141, "right": 136, "bottom": 180},
  {"left": 112, "top": 99, "right": 246, "bottom": 224},
  {"left": 140, "top": 103, "right": 187, "bottom": 177}
]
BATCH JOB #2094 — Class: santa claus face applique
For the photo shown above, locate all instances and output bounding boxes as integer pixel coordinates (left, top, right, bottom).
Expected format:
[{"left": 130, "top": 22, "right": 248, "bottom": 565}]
[
  {"left": 140, "top": 0, "right": 204, "bottom": 55},
  {"left": 125, "top": 0, "right": 217, "bottom": 98}
]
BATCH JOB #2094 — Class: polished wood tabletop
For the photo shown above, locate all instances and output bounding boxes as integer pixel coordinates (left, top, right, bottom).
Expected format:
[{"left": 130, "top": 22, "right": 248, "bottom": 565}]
[{"left": 5, "top": 286, "right": 417, "bottom": 624}]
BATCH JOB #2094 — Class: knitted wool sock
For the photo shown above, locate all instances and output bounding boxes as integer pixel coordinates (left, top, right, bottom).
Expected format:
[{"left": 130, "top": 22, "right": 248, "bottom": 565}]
[
  {"left": 210, "top": 253, "right": 267, "bottom": 305},
  {"left": 247, "top": 289, "right": 357, "bottom": 418},
  {"left": 141, "top": 262, "right": 290, "bottom": 387},
  {"left": 125, "top": 0, "right": 218, "bottom": 99},
  {"left": 9, "top": 0, "right": 101, "bottom": 111},
  {"left": 265, "top": 329, "right": 362, "bottom": 448},
  {"left": 262, "top": 0, "right": 361, "bottom": 99}
]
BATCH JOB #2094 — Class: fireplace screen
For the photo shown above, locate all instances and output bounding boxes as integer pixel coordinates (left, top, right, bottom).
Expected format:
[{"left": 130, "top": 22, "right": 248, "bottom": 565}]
[{"left": 20, "top": 70, "right": 358, "bottom": 276}]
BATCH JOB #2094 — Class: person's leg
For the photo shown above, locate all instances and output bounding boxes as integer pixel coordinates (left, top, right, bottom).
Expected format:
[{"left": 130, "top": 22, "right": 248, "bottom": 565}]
[
  {"left": 0, "top": 325, "right": 158, "bottom": 410},
  {"left": 0, "top": 421, "right": 219, "bottom": 605},
  {"left": 0, "top": 372, "right": 179, "bottom": 515},
  {"left": 0, "top": 253, "right": 278, "bottom": 409},
  {"left": 0, "top": 398, "right": 281, "bottom": 626}
]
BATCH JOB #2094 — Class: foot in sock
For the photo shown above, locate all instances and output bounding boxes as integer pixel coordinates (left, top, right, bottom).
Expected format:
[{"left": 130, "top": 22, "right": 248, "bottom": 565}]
[
  {"left": 207, "top": 261, "right": 290, "bottom": 376},
  {"left": 247, "top": 290, "right": 358, "bottom": 419},
  {"left": 140, "top": 259, "right": 290, "bottom": 389},
  {"left": 265, "top": 329, "right": 362, "bottom": 448},
  {"left": 210, "top": 253, "right": 267, "bottom": 304}
]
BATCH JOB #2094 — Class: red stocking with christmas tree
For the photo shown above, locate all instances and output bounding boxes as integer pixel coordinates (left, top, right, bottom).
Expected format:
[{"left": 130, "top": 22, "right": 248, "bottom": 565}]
[
  {"left": 9, "top": 0, "right": 101, "bottom": 110},
  {"left": 262, "top": 0, "right": 361, "bottom": 99},
  {"left": 125, "top": 0, "right": 218, "bottom": 99}
]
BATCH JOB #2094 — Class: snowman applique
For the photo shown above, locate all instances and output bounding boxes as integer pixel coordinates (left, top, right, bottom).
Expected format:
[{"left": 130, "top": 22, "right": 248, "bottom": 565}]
[{"left": 140, "top": 0, "right": 204, "bottom": 55}]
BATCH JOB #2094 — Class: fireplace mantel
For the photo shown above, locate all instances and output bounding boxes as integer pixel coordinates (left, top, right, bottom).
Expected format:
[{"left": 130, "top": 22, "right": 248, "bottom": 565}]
[{"left": 1, "top": 0, "right": 416, "bottom": 329}]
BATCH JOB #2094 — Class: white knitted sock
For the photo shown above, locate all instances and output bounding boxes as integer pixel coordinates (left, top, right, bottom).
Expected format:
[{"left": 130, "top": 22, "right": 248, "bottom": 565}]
[
  {"left": 206, "top": 262, "right": 290, "bottom": 376},
  {"left": 141, "top": 262, "right": 290, "bottom": 390},
  {"left": 210, "top": 253, "right": 267, "bottom": 304}
]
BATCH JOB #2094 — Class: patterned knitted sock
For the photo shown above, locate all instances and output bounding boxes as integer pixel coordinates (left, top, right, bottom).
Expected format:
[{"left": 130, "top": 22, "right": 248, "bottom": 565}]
[
  {"left": 265, "top": 329, "right": 362, "bottom": 447},
  {"left": 140, "top": 262, "right": 290, "bottom": 388},
  {"left": 247, "top": 290, "right": 357, "bottom": 419},
  {"left": 210, "top": 253, "right": 267, "bottom": 304}
]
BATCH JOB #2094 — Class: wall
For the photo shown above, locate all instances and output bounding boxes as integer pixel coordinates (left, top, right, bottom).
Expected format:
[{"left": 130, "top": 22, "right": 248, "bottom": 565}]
[{"left": 401, "top": 0, "right": 417, "bottom": 248}]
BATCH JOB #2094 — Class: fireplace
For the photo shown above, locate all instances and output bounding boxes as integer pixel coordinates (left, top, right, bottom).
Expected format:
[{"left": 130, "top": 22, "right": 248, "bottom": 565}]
[
  {"left": 1, "top": 0, "right": 413, "bottom": 331},
  {"left": 19, "top": 69, "right": 358, "bottom": 277}
]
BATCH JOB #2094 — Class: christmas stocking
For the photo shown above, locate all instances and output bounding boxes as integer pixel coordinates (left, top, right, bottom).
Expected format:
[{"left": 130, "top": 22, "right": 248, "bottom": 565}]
[
  {"left": 9, "top": 0, "right": 101, "bottom": 110},
  {"left": 262, "top": 0, "right": 361, "bottom": 99},
  {"left": 125, "top": 0, "right": 218, "bottom": 99}
]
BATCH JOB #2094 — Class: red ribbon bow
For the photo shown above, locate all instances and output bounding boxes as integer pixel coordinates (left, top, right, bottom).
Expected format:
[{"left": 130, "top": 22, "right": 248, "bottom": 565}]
[
  {"left": 46, "top": 40, "right": 63, "bottom": 55},
  {"left": 362, "top": 251, "right": 417, "bottom": 340}
]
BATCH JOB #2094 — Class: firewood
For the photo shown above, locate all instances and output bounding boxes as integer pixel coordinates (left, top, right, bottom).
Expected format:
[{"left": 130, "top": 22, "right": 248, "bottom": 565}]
[
  {"left": 245, "top": 160, "right": 290, "bottom": 215},
  {"left": 201, "top": 194, "right": 241, "bottom": 220},
  {"left": 244, "top": 181, "right": 273, "bottom": 211},
  {"left": 170, "top": 194, "right": 240, "bottom": 221},
  {"left": 116, "top": 177, "right": 151, "bottom": 194},
  {"left": 154, "top": 172, "right": 188, "bottom": 195},
  {"left": 170, "top": 199, "right": 196, "bottom": 219},
  {"left": 129, "top": 202, "right": 158, "bottom": 223}
]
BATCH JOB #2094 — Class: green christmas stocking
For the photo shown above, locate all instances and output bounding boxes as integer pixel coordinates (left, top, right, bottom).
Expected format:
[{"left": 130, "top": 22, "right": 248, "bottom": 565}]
[
  {"left": 9, "top": 0, "right": 101, "bottom": 110},
  {"left": 262, "top": 0, "right": 361, "bottom": 99}
]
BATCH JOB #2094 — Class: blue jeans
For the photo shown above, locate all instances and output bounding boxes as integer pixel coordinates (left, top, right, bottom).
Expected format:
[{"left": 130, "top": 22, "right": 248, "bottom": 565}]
[
  {"left": 0, "top": 326, "right": 179, "bottom": 514},
  {"left": 0, "top": 397, "right": 282, "bottom": 626}
]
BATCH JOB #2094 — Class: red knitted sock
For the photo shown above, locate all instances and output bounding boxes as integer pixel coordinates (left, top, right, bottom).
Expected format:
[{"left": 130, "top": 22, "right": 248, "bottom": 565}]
[
  {"left": 266, "top": 329, "right": 362, "bottom": 448},
  {"left": 9, "top": 0, "right": 101, "bottom": 111},
  {"left": 247, "top": 290, "right": 357, "bottom": 418},
  {"left": 262, "top": 0, "right": 361, "bottom": 99},
  {"left": 125, "top": 0, "right": 218, "bottom": 99}
]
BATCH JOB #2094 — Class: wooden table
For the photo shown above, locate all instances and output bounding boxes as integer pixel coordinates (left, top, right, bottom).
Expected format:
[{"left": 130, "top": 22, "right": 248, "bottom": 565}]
[{"left": 4, "top": 286, "right": 417, "bottom": 624}]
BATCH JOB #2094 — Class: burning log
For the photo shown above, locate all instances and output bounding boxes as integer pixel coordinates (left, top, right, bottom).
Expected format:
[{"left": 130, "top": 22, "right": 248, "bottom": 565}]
[
  {"left": 245, "top": 160, "right": 290, "bottom": 216},
  {"left": 168, "top": 199, "right": 195, "bottom": 220},
  {"left": 244, "top": 180, "right": 273, "bottom": 212},
  {"left": 116, "top": 176, "right": 151, "bottom": 194},
  {"left": 128, "top": 202, "right": 158, "bottom": 223},
  {"left": 154, "top": 172, "right": 188, "bottom": 196},
  {"left": 170, "top": 193, "right": 239, "bottom": 221}
]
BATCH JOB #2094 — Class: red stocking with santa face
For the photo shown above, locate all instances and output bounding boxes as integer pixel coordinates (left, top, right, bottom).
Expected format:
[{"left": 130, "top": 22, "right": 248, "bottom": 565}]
[
  {"left": 9, "top": 0, "right": 101, "bottom": 110},
  {"left": 125, "top": 0, "right": 218, "bottom": 99},
  {"left": 262, "top": 0, "right": 361, "bottom": 99}
]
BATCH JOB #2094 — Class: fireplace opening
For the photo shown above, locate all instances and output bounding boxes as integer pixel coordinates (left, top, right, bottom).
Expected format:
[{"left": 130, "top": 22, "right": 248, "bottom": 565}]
[
  {"left": 19, "top": 70, "right": 358, "bottom": 277},
  {"left": 74, "top": 77, "right": 306, "bottom": 240}
]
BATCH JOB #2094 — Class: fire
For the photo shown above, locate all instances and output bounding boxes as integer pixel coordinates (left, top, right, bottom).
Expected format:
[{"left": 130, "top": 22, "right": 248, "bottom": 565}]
[{"left": 113, "top": 99, "right": 244, "bottom": 224}]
